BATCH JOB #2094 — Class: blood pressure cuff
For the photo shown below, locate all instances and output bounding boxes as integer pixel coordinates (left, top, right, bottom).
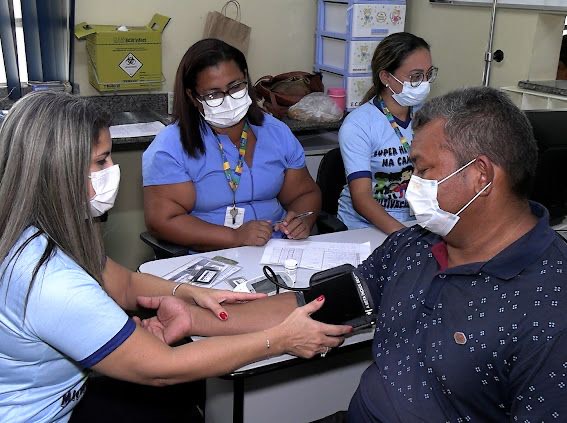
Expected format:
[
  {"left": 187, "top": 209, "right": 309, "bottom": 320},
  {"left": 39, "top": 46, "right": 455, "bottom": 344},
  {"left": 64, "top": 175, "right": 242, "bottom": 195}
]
[{"left": 295, "top": 264, "right": 376, "bottom": 329}]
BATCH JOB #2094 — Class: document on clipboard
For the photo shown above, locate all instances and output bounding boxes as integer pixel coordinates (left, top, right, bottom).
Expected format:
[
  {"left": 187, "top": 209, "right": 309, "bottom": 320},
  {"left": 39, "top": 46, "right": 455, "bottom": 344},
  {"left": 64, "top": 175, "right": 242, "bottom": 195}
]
[{"left": 164, "top": 257, "right": 241, "bottom": 287}]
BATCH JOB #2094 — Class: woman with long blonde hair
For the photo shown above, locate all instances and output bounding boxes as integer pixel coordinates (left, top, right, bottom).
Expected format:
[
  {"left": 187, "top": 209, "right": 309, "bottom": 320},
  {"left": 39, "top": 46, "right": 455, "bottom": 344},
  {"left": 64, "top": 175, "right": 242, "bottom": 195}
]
[{"left": 0, "top": 91, "right": 350, "bottom": 422}]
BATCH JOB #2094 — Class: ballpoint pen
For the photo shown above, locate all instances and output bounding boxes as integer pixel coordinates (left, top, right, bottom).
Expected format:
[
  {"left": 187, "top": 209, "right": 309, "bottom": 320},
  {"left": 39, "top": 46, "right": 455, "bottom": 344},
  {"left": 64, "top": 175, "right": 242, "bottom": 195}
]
[{"left": 274, "top": 211, "right": 315, "bottom": 226}]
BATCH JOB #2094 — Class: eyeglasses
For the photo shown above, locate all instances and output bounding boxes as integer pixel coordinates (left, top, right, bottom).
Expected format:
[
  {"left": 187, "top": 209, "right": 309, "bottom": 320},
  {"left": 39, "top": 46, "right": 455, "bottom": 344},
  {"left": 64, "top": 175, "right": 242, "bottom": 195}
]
[
  {"left": 196, "top": 80, "right": 248, "bottom": 107},
  {"left": 407, "top": 67, "right": 439, "bottom": 88}
]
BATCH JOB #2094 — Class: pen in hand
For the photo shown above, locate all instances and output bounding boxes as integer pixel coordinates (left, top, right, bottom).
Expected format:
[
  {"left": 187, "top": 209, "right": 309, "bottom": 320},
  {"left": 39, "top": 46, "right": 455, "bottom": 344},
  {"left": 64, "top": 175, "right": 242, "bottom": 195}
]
[{"left": 274, "top": 211, "right": 315, "bottom": 227}]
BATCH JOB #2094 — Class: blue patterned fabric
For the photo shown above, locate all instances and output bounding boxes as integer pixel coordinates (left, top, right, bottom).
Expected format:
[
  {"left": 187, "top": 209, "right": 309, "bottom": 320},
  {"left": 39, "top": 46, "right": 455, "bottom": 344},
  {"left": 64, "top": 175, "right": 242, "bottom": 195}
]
[{"left": 349, "top": 202, "right": 567, "bottom": 422}]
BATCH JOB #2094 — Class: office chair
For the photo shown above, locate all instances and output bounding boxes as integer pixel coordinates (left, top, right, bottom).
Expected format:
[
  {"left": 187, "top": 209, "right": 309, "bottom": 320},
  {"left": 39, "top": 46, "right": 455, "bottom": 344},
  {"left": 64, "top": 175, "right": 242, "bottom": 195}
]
[
  {"left": 315, "top": 147, "right": 348, "bottom": 234},
  {"left": 140, "top": 231, "right": 188, "bottom": 260},
  {"left": 524, "top": 110, "right": 567, "bottom": 226}
]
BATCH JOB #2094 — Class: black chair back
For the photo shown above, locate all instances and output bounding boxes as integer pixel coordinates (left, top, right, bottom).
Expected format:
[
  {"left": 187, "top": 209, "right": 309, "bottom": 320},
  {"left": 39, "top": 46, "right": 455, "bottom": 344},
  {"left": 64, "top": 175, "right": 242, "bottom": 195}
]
[
  {"left": 140, "top": 231, "right": 188, "bottom": 260},
  {"left": 315, "top": 147, "right": 348, "bottom": 233},
  {"left": 316, "top": 147, "right": 346, "bottom": 216}
]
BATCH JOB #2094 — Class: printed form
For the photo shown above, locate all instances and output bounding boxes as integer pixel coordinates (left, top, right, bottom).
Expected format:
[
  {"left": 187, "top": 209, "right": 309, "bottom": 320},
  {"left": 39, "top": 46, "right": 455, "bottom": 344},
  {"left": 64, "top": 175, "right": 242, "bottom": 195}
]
[{"left": 260, "top": 240, "right": 372, "bottom": 270}]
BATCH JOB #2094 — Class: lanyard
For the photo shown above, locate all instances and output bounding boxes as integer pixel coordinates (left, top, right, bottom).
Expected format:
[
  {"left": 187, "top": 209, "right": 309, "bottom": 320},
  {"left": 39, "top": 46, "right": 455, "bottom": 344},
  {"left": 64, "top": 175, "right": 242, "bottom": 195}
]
[
  {"left": 215, "top": 122, "right": 249, "bottom": 222},
  {"left": 376, "top": 96, "right": 412, "bottom": 154}
]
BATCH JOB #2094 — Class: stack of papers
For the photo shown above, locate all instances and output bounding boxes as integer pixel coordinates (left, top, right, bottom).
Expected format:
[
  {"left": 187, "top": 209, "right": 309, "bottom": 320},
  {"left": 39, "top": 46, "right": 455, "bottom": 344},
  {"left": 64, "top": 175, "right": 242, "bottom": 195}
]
[
  {"left": 260, "top": 240, "right": 372, "bottom": 270},
  {"left": 29, "top": 80, "right": 72, "bottom": 92},
  {"left": 109, "top": 121, "right": 165, "bottom": 138}
]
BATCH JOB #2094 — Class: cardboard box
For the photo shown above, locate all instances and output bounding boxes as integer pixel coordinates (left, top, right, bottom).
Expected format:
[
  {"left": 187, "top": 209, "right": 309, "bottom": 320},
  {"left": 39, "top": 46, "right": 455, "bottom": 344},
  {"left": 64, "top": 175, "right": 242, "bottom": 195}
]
[{"left": 75, "top": 14, "right": 170, "bottom": 92}]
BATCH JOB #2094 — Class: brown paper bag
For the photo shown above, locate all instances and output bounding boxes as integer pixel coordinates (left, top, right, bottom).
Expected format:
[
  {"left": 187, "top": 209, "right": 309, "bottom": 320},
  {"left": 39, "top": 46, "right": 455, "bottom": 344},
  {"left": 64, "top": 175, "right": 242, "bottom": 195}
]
[{"left": 203, "top": 0, "right": 251, "bottom": 55}]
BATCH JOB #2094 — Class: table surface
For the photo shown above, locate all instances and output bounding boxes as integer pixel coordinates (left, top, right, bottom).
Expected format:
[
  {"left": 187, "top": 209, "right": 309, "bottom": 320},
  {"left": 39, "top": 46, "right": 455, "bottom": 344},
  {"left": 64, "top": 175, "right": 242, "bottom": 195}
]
[{"left": 139, "top": 227, "right": 387, "bottom": 373}]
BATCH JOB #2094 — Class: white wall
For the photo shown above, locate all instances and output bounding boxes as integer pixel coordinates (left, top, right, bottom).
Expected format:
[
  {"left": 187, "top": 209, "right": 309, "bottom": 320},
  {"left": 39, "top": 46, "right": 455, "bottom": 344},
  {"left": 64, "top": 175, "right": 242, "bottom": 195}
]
[
  {"left": 74, "top": 0, "right": 318, "bottom": 95},
  {"left": 75, "top": 0, "right": 566, "bottom": 98},
  {"left": 405, "top": 2, "right": 564, "bottom": 96}
]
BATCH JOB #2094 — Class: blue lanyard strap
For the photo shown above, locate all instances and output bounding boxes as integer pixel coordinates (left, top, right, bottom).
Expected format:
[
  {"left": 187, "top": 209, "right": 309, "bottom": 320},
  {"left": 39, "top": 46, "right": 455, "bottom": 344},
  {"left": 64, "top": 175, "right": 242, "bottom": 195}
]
[
  {"left": 376, "top": 97, "right": 412, "bottom": 154},
  {"left": 215, "top": 121, "right": 249, "bottom": 193}
]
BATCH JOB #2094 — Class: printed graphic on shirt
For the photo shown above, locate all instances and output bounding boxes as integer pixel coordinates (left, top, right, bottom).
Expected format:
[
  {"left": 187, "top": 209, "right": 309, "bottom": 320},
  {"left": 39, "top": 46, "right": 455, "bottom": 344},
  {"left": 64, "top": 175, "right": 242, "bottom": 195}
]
[
  {"left": 373, "top": 165, "right": 413, "bottom": 209},
  {"left": 372, "top": 145, "right": 412, "bottom": 167},
  {"left": 60, "top": 381, "right": 86, "bottom": 408}
]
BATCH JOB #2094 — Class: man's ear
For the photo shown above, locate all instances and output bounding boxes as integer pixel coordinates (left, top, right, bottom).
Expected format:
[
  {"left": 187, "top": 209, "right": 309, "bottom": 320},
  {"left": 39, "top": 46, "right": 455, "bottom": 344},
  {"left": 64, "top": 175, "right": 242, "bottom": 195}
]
[{"left": 473, "top": 155, "right": 494, "bottom": 195}]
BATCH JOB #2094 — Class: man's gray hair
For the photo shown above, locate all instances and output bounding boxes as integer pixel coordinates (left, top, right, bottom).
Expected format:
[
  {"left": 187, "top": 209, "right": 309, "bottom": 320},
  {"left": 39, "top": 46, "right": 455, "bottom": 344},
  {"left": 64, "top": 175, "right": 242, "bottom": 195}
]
[
  {"left": 0, "top": 91, "right": 110, "bottom": 310},
  {"left": 413, "top": 86, "right": 537, "bottom": 198}
]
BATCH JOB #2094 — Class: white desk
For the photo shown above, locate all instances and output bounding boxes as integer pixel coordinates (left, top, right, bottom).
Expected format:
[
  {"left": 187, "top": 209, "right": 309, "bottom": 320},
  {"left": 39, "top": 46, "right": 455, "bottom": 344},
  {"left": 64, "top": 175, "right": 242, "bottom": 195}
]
[{"left": 139, "top": 227, "right": 387, "bottom": 423}]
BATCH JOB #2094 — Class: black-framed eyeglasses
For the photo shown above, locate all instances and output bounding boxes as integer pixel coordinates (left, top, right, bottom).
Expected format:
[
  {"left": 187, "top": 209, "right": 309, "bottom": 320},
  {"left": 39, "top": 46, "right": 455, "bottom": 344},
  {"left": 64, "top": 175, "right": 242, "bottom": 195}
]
[
  {"left": 408, "top": 66, "right": 439, "bottom": 88},
  {"left": 196, "top": 80, "right": 248, "bottom": 107}
]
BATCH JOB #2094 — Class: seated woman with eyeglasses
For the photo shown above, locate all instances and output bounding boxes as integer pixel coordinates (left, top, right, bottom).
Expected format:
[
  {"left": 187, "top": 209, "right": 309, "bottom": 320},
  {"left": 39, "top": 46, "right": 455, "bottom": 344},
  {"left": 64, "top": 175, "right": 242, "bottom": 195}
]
[
  {"left": 143, "top": 39, "right": 320, "bottom": 251},
  {"left": 337, "top": 32, "right": 437, "bottom": 234}
]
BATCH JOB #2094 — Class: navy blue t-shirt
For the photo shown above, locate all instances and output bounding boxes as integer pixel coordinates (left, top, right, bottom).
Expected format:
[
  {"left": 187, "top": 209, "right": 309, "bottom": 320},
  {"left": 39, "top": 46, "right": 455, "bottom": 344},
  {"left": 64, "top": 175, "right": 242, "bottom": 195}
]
[{"left": 349, "top": 202, "right": 567, "bottom": 422}]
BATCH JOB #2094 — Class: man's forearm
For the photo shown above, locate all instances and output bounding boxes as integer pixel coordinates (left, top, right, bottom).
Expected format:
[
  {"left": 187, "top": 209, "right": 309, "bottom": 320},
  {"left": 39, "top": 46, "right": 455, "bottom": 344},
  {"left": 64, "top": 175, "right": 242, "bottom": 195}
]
[{"left": 189, "top": 292, "right": 299, "bottom": 336}]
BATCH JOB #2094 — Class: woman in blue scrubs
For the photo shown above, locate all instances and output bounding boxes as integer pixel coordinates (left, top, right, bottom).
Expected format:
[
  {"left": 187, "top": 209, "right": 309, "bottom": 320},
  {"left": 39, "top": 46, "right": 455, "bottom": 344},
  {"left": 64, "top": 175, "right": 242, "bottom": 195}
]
[{"left": 143, "top": 39, "right": 321, "bottom": 251}]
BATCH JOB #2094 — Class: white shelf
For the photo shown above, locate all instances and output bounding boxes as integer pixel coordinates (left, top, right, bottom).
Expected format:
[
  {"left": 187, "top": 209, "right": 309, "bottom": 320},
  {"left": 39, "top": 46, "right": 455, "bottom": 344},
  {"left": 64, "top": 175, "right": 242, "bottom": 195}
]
[{"left": 500, "top": 86, "right": 567, "bottom": 110}]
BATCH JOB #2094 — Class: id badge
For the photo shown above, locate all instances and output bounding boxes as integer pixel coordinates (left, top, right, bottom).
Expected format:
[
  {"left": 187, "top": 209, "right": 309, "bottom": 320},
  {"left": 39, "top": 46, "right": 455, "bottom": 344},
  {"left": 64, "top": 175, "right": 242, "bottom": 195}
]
[
  {"left": 192, "top": 267, "right": 220, "bottom": 284},
  {"left": 224, "top": 206, "right": 245, "bottom": 228}
]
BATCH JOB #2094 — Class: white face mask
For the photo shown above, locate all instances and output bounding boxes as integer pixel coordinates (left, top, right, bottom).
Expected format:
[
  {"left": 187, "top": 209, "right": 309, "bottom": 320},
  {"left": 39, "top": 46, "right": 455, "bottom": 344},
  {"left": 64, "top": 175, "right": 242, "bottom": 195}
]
[
  {"left": 89, "top": 164, "right": 120, "bottom": 217},
  {"left": 389, "top": 74, "right": 431, "bottom": 107},
  {"left": 406, "top": 158, "right": 492, "bottom": 236},
  {"left": 198, "top": 90, "right": 252, "bottom": 129}
]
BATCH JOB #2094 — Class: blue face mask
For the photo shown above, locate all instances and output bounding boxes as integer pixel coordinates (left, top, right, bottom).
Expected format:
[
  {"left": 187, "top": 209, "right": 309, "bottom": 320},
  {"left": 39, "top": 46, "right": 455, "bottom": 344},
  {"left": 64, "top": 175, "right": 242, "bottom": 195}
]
[{"left": 388, "top": 74, "right": 431, "bottom": 107}]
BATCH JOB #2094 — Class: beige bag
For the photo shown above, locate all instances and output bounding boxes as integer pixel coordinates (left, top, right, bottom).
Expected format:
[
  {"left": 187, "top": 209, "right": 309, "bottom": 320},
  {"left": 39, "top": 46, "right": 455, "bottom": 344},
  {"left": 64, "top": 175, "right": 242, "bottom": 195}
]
[{"left": 203, "top": 0, "right": 251, "bottom": 55}]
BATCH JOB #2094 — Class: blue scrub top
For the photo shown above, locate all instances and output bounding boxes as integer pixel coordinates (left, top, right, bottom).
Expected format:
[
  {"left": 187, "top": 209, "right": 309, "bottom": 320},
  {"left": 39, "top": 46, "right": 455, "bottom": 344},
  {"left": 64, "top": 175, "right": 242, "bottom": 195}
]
[{"left": 142, "top": 114, "right": 306, "bottom": 234}]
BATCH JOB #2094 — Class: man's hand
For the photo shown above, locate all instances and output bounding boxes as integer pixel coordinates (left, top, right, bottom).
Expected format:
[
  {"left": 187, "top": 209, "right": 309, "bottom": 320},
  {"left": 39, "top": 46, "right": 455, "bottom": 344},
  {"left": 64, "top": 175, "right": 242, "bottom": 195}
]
[{"left": 136, "top": 296, "right": 193, "bottom": 345}]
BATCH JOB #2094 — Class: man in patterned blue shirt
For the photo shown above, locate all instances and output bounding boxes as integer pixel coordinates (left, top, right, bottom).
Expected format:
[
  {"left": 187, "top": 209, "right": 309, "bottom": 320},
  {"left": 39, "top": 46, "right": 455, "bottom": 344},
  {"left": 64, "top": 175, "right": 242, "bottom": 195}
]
[
  {"left": 346, "top": 86, "right": 567, "bottom": 422},
  {"left": 145, "top": 87, "right": 566, "bottom": 422}
]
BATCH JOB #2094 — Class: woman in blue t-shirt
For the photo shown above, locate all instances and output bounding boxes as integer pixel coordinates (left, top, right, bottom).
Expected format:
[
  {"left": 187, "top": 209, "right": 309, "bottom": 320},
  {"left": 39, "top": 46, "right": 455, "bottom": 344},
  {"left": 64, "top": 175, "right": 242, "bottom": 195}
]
[
  {"left": 338, "top": 32, "right": 437, "bottom": 234},
  {"left": 143, "top": 39, "right": 321, "bottom": 251},
  {"left": 0, "top": 91, "right": 349, "bottom": 422}
]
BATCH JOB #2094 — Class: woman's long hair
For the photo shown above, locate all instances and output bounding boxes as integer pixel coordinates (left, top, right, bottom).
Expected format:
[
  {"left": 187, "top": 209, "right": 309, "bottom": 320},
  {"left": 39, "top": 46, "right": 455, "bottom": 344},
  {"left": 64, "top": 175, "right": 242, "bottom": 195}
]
[
  {"left": 0, "top": 91, "right": 110, "bottom": 307},
  {"left": 361, "top": 32, "right": 430, "bottom": 104},
  {"left": 173, "top": 38, "right": 264, "bottom": 158}
]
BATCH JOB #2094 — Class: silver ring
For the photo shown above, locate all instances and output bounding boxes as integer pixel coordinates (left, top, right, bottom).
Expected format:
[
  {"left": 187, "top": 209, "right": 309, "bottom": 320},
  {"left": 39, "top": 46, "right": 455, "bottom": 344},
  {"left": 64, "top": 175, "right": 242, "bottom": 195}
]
[{"left": 320, "top": 347, "right": 330, "bottom": 358}]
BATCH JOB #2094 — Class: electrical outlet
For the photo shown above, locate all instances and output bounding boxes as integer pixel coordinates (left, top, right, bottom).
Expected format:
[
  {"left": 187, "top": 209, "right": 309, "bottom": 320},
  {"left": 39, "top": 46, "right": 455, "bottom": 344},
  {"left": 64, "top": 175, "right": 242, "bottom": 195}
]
[{"left": 167, "top": 92, "right": 174, "bottom": 115}]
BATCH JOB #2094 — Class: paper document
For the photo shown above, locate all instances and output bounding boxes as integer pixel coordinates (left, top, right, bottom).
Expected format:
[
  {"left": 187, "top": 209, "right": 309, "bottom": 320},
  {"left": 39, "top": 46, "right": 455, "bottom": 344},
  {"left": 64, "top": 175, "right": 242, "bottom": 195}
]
[
  {"left": 109, "top": 121, "right": 165, "bottom": 138},
  {"left": 163, "top": 257, "right": 241, "bottom": 287},
  {"left": 260, "top": 240, "right": 372, "bottom": 270}
]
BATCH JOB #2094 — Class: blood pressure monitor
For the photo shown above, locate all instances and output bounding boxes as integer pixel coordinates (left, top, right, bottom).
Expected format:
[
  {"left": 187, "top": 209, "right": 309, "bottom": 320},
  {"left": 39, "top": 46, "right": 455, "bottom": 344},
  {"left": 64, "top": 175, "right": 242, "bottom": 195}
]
[{"left": 232, "top": 272, "right": 294, "bottom": 296}]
